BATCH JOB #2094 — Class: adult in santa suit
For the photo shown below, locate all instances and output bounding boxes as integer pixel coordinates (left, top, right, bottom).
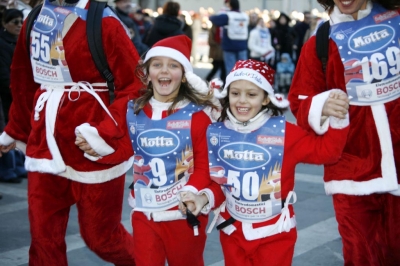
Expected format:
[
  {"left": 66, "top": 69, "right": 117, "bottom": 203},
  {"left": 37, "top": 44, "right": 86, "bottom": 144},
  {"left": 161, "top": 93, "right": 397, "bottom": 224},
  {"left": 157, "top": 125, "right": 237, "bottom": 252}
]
[
  {"left": 181, "top": 59, "right": 350, "bottom": 266},
  {"left": 0, "top": 0, "right": 141, "bottom": 264},
  {"left": 288, "top": 0, "right": 400, "bottom": 265}
]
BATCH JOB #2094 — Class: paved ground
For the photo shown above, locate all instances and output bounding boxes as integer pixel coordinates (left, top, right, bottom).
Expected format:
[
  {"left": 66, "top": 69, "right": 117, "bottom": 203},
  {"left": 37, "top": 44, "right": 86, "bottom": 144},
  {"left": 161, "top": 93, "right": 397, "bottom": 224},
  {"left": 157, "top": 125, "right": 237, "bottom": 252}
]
[{"left": 0, "top": 66, "right": 344, "bottom": 266}]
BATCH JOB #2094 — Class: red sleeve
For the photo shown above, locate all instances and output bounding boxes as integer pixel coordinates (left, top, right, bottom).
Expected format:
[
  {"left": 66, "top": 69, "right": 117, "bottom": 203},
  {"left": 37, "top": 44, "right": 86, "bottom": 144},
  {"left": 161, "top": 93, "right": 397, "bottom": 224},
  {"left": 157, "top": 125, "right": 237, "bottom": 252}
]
[
  {"left": 208, "top": 181, "right": 226, "bottom": 209},
  {"left": 288, "top": 36, "right": 346, "bottom": 130},
  {"left": 185, "top": 110, "right": 213, "bottom": 191}
]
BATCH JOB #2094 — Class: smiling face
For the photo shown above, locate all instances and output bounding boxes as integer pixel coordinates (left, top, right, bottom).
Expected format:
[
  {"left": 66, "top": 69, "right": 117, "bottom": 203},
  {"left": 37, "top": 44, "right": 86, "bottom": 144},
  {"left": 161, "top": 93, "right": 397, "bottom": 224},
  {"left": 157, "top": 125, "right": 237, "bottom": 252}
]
[
  {"left": 333, "top": 0, "right": 368, "bottom": 20},
  {"left": 148, "top": 56, "right": 184, "bottom": 102},
  {"left": 228, "top": 80, "right": 270, "bottom": 122}
]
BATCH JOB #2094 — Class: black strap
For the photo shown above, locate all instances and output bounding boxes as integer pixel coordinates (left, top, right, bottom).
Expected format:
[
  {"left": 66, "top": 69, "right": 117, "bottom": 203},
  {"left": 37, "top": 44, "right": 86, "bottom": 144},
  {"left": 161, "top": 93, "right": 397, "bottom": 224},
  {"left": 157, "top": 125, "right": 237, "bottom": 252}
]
[
  {"left": 316, "top": 20, "right": 330, "bottom": 73},
  {"left": 25, "top": 4, "right": 42, "bottom": 55},
  {"left": 86, "top": 1, "right": 115, "bottom": 91},
  {"left": 216, "top": 217, "right": 236, "bottom": 230}
]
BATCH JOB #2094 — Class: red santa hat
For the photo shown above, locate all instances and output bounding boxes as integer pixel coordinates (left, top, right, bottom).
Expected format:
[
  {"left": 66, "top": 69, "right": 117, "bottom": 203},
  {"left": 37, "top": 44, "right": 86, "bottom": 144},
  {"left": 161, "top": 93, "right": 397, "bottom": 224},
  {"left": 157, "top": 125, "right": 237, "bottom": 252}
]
[
  {"left": 214, "top": 59, "right": 289, "bottom": 108},
  {"left": 144, "top": 35, "right": 209, "bottom": 95}
]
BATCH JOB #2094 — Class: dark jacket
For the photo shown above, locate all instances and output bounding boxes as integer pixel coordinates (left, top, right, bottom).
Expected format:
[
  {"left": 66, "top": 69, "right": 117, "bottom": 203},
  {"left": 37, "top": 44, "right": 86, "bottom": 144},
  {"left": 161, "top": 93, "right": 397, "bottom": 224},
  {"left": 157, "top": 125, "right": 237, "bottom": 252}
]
[
  {"left": 114, "top": 7, "right": 149, "bottom": 57},
  {"left": 144, "top": 15, "right": 183, "bottom": 47},
  {"left": 0, "top": 30, "right": 18, "bottom": 122}
]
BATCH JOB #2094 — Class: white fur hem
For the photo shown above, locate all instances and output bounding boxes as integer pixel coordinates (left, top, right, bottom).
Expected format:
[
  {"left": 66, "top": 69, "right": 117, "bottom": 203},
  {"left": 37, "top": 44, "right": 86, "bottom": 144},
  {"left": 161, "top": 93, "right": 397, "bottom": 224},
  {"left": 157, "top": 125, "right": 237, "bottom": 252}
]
[
  {"left": 15, "top": 141, "right": 27, "bottom": 154},
  {"left": 151, "top": 210, "right": 185, "bottom": 222},
  {"left": 75, "top": 123, "right": 115, "bottom": 156},
  {"left": 324, "top": 178, "right": 399, "bottom": 195},
  {"left": 24, "top": 156, "right": 134, "bottom": 184}
]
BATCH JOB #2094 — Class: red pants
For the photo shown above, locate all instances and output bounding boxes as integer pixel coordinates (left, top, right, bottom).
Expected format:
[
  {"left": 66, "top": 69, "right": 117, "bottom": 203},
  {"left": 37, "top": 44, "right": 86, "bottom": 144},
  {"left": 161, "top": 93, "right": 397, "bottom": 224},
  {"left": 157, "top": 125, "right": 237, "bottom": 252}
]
[
  {"left": 220, "top": 225, "right": 297, "bottom": 266},
  {"left": 28, "top": 172, "right": 135, "bottom": 266},
  {"left": 131, "top": 211, "right": 208, "bottom": 266},
  {"left": 333, "top": 193, "right": 400, "bottom": 266}
]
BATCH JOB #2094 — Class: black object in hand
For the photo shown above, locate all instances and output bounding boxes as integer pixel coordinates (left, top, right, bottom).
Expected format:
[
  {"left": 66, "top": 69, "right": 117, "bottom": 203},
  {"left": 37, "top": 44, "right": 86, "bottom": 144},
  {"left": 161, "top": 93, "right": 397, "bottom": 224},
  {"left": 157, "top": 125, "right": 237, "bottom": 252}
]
[{"left": 183, "top": 202, "right": 200, "bottom": 235}]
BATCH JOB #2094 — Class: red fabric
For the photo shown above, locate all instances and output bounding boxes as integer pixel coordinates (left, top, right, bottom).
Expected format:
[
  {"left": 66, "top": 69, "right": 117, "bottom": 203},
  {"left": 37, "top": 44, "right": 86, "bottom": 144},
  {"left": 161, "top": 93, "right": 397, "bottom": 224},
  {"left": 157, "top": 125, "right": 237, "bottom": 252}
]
[
  {"left": 288, "top": 36, "right": 400, "bottom": 185},
  {"left": 212, "top": 121, "right": 350, "bottom": 218},
  {"left": 220, "top": 226, "right": 297, "bottom": 266},
  {"left": 6, "top": 6, "right": 142, "bottom": 171},
  {"left": 152, "top": 35, "right": 192, "bottom": 61},
  {"left": 131, "top": 212, "right": 207, "bottom": 266},
  {"left": 214, "top": 26, "right": 221, "bottom": 44},
  {"left": 333, "top": 193, "right": 400, "bottom": 266},
  {"left": 28, "top": 172, "right": 135, "bottom": 266}
]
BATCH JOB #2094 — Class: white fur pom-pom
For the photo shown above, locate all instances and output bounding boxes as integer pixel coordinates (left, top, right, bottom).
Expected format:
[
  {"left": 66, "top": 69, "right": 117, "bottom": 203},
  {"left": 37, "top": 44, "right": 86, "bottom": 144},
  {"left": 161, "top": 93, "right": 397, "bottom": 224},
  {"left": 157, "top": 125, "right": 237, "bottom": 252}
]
[
  {"left": 269, "top": 93, "right": 290, "bottom": 108},
  {"left": 185, "top": 72, "right": 209, "bottom": 94},
  {"left": 209, "top": 78, "right": 227, "bottom": 99}
]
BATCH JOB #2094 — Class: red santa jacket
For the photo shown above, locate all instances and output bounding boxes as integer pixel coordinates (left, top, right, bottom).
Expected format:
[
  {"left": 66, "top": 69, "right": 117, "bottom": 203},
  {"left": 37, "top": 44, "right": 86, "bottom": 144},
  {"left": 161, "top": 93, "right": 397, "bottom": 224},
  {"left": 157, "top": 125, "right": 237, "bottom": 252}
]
[
  {"left": 205, "top": 113, "right": 349, "bottom": 240},
  {"left": 0, "top": 0, "right": 142, "bottom": 183},
  {"left": 288, "top": 5, "right": 400, "bottom": 196}
]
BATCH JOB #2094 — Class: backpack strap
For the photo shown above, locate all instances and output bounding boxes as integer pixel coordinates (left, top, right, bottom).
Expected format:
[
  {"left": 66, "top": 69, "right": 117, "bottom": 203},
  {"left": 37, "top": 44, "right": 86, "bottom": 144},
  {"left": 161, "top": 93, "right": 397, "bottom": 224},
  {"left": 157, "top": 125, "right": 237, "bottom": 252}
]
[
  {"left": 316, "top": 20, "right": 330, "bottom": 73},
  {"left": 25, "top": 4, "right": 42, "bottom": 55},
  {"left": 87, "top": 0, "right": 115, "bottom": 91}
]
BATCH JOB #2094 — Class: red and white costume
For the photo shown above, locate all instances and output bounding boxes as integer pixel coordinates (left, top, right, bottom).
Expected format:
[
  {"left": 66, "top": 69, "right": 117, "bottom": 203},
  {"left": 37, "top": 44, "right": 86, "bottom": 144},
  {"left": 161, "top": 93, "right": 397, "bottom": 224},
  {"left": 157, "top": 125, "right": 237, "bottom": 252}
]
[
  {"left": 288, "top": 2, "right": 400, "bottom": 265},
  {"left": 129, "top": 99, "right": 212, "bottom": 266},
  {"left": 127, "top": 35, "right": 216, "bottom": 266},
  {"left": 0, "top": 0, "right": 141, "bottom": 265},
  {"left": 202, "top": 60, "right": 350, "bottom": 266}
]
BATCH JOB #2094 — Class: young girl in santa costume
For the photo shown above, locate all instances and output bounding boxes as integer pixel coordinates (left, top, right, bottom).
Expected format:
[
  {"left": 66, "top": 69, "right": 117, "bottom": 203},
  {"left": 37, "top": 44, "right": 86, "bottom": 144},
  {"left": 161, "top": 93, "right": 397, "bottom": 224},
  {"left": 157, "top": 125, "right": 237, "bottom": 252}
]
[
  {"left": 180, "top": 59, "right": 350, "bottom": 266},
  {"left": 288, "top": 0, "right": 400, "bottom": 264},
  {"left": 126, "top": 34, "right": 219, "bottom": 266}
]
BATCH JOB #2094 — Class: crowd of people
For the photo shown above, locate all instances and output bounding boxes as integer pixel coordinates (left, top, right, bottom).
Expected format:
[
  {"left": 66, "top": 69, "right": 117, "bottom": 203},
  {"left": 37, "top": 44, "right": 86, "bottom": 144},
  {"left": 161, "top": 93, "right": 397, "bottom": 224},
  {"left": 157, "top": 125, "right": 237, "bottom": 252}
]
[{"left": 0, "top": 0, "right": 399, "bottom": 265}]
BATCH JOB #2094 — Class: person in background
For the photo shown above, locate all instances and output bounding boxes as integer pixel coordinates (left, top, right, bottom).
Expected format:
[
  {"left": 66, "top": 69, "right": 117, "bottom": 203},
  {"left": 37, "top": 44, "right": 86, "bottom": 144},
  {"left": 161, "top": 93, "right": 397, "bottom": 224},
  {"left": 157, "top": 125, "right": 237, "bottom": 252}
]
[
  {"left": 0, "top": 0, "right": 142, "bottom": 264},
  {"left": 275, "top": 53, "right": 295, "bottom": 93},
  {"left": 292, "top": 11, "right": 311, "bottom": 65},
  {"left": 181, "top": 59, "right": 349, "bottom": 266},
  {"left": 114, "top": 0, "right": 149, "bottom": 56},
  {"left": 288, "top": 0, "right": 400, "bottom": 265},
  {"left": 206, "top": 23, "right": 226, "bottom": 82},
  {"left": 0, "top": 8, "right": 26, "bottom": 183},
  {"left": 131, "top": 8, "right": 152, "bottom": 42},
  {"left": 178, "top": 13, "right": 193, "bottom": 40},
  {"left": 246, "top": 11, "right": 259, "bottom": 58},
  {"left": 209, "top": 0, "right": 249, "bottom": 76},
  {"left": 144, "top": 1, "right": 183, "bottom": 47},
  {"left": 272, "top": 12, "right": 298, "bottom": 67},
  {"left": 248, "top": 17, "right": 275, "bottom": 64}
]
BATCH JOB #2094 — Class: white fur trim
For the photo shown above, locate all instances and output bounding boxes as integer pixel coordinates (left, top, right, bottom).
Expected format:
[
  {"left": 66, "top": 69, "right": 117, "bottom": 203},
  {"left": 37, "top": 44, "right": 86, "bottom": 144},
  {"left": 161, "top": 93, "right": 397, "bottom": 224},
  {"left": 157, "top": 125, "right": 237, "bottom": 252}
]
[
  {"left": 269, "top": 93, "right": 290, "bottom": 108},
  {"left": 0, "top": 132, "right": 15, "bottom": 146},
  {"left": 325, "top": 104, "right": 398, "bottom": 195},
  {"left": 179, "top": 184, "right": 199, "bottom": 195},
  {"left": 144, "top": 46, "right": 193, "bottom": 73},
  {"left": 308, "top": 90, "right": 332, "bottom": 135},
  {"left": 24, "top": 156, "right": 134, "bottom": 184},
  {"left": 389, "top": 186, "right": 400, "bottom": 196},
  {"left": 223, "top": 68, "right": 274, "bottom": 96},
  {"left": 185, "top": 71, "right": 209, "bottom": 94},
  {"left": 151, "top": 210, "right": 185, "bottom": 222},
  {"left": 298, "top": 95, "right": 308, "bottom": 100},
  {"left": 198, "top": 188, "right": 215, "bottom": 215},
  {"left": 16, "top": 141, "right": 27, "bottom": 155},
  {"left": 75, "top": 123, "right": 115, "bottom": 157}
]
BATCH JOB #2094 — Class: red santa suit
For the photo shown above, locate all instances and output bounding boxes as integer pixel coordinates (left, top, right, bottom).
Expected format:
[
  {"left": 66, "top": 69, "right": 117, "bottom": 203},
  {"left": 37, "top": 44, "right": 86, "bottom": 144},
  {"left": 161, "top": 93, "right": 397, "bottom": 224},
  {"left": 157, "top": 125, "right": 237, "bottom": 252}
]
[
  {"left": 0, "top": 0, "right": 141, "bottom": 265},
  {"left": 128, "top": 98, "right": 212, "bottom": 266},
  {"left": 288, "top": 2, "right": 400, "bottom": 265},
  {"left": 201, "top": 108, "right": 349, "bottom": 266}
]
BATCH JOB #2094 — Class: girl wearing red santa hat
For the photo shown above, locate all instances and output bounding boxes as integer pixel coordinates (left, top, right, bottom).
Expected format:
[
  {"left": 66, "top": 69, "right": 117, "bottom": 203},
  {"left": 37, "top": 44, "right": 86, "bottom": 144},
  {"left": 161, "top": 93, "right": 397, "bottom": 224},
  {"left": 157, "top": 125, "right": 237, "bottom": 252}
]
[
  {"left": 126, "top": 34, "right": 220, "bottom": 266},
  {"left": 180, "top": 59, "right": 350, "bottom": 266},
  {"left": 289, "top": 0, "right": 400, "bottom": 265}
]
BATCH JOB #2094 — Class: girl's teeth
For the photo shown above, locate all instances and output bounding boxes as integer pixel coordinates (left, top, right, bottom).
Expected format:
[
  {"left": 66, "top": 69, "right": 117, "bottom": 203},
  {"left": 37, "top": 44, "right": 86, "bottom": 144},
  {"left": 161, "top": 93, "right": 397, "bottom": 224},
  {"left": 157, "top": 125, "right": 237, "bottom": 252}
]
[
  {"left": 342, "top": 1, "right": 352, "bottom": 5},
  {"left": 238, "top": 108, "right": 249, "bottom": 112}
]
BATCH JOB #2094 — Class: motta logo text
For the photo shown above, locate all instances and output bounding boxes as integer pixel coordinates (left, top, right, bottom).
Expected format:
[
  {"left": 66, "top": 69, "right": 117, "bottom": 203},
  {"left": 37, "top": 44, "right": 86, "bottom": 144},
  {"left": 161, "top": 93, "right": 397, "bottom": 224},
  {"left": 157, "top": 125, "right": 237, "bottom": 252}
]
[
  {"left": 349, "top": 25, "right": 394, "bottom": 53},
  {"left": 137, "top": 129, "right": 180, "bottom": 156}
]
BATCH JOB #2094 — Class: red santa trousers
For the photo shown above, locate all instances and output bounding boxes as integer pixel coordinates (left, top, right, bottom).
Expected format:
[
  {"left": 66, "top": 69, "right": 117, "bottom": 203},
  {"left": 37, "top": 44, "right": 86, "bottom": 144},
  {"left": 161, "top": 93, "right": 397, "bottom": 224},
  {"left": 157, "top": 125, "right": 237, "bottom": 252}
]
[
  {"left": 333, "top": 193, "right": 400, "bottom": 266},
  {"left": 219, "top": 225, "right": 297, "bottom": 266},
  {"left": 27, "top": 172, "right": 135, "bottom": 266},
  {"left": 131, "top": 211, "right": 208, "bottom": 266}
]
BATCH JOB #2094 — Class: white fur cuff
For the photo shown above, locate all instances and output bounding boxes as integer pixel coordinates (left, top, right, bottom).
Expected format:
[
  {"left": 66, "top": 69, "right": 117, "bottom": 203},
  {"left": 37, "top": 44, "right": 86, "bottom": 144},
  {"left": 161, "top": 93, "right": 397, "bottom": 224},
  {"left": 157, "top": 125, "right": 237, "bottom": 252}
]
[
  {"left": 0, "top": 132, "right": 15, "bottom": 146},
  {"left": 75, "top": 123, "right": 115, "bottom": 157}
]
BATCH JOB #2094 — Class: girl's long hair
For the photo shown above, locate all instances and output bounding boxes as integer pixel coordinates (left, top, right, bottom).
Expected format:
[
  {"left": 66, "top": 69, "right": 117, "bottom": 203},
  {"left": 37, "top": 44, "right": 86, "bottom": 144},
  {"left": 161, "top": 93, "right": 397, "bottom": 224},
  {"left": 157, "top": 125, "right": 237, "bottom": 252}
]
[
  {"left": 217, "top": 87, "right": 287, "bottom": 122},
  {"left": 133, "top": 59, "right": 217, "bottom": 115},
  {"left": 317, "top": 0, "right": 400, "bottom": 13}
]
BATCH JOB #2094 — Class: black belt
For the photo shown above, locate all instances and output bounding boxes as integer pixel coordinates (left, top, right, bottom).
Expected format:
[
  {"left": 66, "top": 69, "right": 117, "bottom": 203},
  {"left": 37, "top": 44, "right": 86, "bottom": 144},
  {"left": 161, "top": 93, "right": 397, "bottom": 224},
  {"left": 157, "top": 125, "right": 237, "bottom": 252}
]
[{"left": 217, "top": 198, "right": 287, "bottom": 231}]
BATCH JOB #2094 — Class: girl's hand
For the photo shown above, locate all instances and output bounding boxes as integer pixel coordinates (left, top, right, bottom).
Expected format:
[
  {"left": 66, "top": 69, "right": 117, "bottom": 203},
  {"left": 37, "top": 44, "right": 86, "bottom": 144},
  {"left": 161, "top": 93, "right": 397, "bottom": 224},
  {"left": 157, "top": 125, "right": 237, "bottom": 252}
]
[
  {"left": 179, "top": 191, "right": 209, "bottom": 216},
  {"left": 321, "top": 90, "right": 350, "bottom": 119},
  {"left": 75, "top": 133, "right": 100, "bottom": 157},
  {"left": 0, "top": 142, "right": 16, "bottom": 157}
]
